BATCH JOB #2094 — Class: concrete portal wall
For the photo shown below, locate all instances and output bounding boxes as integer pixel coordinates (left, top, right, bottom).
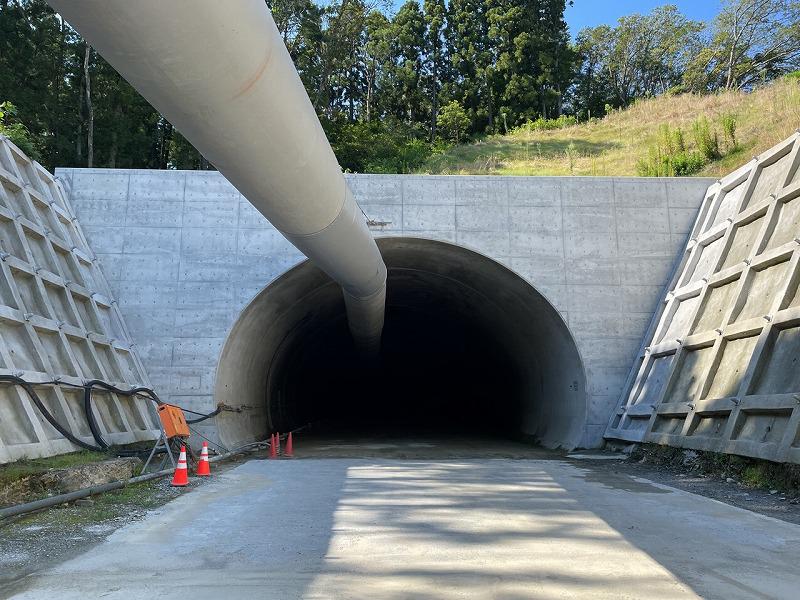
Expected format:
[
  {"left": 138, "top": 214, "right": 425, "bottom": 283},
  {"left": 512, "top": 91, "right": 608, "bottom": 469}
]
[{"left": 56, "top": 168, "right": 712, "bottom": 447}]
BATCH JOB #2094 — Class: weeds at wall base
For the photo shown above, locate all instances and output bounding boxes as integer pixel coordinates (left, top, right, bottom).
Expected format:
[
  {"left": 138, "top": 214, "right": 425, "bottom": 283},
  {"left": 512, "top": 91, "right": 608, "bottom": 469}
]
[{"left": 629, "top": 443, "right": 800, "bottom": 497}]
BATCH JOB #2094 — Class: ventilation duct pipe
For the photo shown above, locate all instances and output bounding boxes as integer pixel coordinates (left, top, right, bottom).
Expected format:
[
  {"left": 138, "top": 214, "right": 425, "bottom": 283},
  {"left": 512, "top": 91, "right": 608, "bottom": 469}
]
[{"left": 48, "top": 0, "right": 387, "bottom": 355}]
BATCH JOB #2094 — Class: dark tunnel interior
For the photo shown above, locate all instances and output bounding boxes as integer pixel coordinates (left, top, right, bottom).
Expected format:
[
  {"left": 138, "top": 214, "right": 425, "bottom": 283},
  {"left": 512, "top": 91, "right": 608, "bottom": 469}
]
[
  {"left": 267, "top": 281, "right": 523, "bottom": 435},
  {"left": 215, "top": 237, "right": 587, "bottom": 449}
]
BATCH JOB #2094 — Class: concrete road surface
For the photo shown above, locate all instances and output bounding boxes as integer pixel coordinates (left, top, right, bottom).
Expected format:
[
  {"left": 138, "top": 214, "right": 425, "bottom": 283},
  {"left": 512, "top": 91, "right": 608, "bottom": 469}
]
[{"left": 6, "top": 458, "right": 800, "bottom": 599}]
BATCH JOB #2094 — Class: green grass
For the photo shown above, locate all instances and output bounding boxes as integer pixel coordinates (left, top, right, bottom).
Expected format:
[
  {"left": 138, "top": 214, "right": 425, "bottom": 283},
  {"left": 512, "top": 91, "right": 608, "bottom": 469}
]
[
  {"left": 419, "top": 78, "right": 800, "bottom": 177},
  {"left": 56, "top": 481, "right": 167, "bottom": 523},
  {"left": 8, "top": 478, "right": 176, "bottom": 529},
  {"left": 633, "top": 444, "right": 800, "bottom": 496},
  {"left": 0, "top": 450, "right": 108, "bottom": 487}
]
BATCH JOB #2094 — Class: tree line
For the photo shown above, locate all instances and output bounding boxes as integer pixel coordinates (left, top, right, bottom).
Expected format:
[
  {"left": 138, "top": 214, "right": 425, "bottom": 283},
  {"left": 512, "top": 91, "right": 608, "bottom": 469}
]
[{"left": 1, "top": 0, "right": 798, "bottom": 173}]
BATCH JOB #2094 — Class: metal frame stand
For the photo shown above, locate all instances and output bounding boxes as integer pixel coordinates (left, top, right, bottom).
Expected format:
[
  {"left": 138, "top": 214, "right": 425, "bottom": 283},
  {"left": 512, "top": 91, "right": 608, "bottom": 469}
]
[{"left": 141, "top": 430, "right": 176, "bottom": 474}]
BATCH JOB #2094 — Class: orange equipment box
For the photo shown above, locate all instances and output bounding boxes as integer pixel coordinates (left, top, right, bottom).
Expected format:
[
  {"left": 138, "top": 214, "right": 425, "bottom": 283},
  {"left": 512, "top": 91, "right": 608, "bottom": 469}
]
[{"left": 157, "top": 404, "right": 190, "bottom": 438}]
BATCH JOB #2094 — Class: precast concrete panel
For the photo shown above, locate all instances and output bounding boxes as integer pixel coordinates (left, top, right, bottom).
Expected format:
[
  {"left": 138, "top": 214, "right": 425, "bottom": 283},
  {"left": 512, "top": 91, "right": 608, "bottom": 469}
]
[
  {"left": 607, "top": 132, "right": 800, "bottom": 464},
  {"left": 0, "top": 137, "right": 157, "bottom": 463}
]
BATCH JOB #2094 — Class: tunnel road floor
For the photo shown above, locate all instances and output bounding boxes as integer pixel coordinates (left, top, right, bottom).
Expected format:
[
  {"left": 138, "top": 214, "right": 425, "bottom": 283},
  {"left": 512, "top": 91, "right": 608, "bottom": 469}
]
[{"left": 4, "top": 450, "right": 800, "bottom": 600}]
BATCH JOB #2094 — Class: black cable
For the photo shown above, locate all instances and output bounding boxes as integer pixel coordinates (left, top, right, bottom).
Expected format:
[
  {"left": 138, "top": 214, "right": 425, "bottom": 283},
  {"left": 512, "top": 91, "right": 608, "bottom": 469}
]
[
  {"left": 83, "top": 383, "right": 108, "bottom": 449},
  {"left": 187, "top": 423, "right": 229, "bottom": 454},
  {"left": 80, "top": 380, "right": 163, "bottom": 449},
  {"left": 83, "top": 379, "right": 162, "bottom": 404},
  {"left": 1, "top": 376, "right": 225, "bottom": 452},
  {"left": 0, "top": 375, "right": 105, "bottom": 452},
  {"left": 185, "top": 406, "right": 221, "bottom": 424}
]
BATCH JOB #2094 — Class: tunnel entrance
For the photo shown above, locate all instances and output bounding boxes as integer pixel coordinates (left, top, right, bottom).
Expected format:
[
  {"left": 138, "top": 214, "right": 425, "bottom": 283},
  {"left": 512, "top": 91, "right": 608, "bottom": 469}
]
[{"left": 215, "top": 237, "right": 587, "bottom": 450}]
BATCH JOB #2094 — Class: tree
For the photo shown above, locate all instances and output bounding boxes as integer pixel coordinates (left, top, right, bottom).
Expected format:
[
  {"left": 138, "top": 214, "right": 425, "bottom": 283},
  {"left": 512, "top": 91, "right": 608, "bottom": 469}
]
[
  {"left": 570, "top": 26, "right": 616, "bottom": 118},
  {"left": 438, "top": 99, "right": 469, "bottom": 142},
  {"left": 485, "top": 0, "right": 574, "bottom": 127},
  {"left": 0, "top": 101, "right": 39, "bottom": 158},
  {"left": 573, "top": 6, "right": 704, "bottom": 108},
  {"left": 537, "top": 0, "right": 574, "bottom": 117},
  {"left": 0, "top": 0, "right": 81, "bottom": 168},
  {"left": 268, "top": 0, "right": 324, "bottom": 92},
  {"left": 685, "top": 0, "right": 800, "bottom": 91},
  {"left": 423, "top": 0, "right": 448, "bottom": 140},
  {"left": 447, "top": 0, "right": 495, "bottom": 132},
  {"left": 82, "top": 43, "right": 94, "bottom": 167},
  {"left": 363, "top": 10, "right": 391, "bottom": 122},
  {"left": 1, "top": 0, "right": 579, "bottom": 172},
  {"left": 311, "top": 0, "right": 377, "bottom": 119},
  {"left": 387, "top": 1, "right": 427, "bottom": 125}
]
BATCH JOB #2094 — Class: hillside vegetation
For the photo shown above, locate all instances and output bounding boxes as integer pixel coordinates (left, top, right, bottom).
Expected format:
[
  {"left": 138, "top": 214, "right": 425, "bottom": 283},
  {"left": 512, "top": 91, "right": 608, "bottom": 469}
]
[
  {"left": 5, "top": 1, "right": 799, "bottom": 173},
  {"left": 419, "top": 79, "right": 800, "bottom": 177}
]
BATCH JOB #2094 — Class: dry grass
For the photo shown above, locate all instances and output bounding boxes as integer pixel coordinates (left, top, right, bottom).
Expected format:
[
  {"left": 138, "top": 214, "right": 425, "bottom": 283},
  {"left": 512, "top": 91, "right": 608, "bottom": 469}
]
[{"left": 420, "top": 79, "right": 800, "bottom": 176}]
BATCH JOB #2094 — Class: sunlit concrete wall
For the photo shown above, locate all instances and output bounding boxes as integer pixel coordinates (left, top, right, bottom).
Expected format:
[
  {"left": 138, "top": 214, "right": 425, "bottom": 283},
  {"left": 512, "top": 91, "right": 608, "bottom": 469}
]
[{"left": 55, "top": 168, "right": 713, "bottom": 447}]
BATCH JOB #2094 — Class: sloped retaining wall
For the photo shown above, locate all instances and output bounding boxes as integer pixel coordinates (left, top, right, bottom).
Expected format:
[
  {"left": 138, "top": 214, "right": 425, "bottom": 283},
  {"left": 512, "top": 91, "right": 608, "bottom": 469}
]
[
  {"left": 607, "top": 133, "right": 800, "bottom": 464},
  {"left": 0, "top": 137, "right": 158, "bottom": 463}
]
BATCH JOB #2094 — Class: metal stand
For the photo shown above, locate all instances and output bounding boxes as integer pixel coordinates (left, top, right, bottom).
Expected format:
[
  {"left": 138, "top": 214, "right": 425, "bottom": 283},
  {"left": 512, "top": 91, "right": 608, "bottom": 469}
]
[
  {"left": 141, "top": 430, "right": 177, "bottom": 474},
  {"left": 141, "top": 430, "right": 198, "bottom": 474}
]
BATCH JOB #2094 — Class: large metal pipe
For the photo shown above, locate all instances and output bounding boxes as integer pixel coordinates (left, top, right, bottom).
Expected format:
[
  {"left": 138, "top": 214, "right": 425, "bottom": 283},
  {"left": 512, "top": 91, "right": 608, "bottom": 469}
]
[{"left": 47, "top": 0, "right": 386, "bottom": 354}]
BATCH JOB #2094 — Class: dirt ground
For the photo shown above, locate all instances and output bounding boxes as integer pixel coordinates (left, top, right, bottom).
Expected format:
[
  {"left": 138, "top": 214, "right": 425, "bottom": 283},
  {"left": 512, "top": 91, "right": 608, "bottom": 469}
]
[{"left": 587, "top": 449, "right": 800, "bottom": 525}]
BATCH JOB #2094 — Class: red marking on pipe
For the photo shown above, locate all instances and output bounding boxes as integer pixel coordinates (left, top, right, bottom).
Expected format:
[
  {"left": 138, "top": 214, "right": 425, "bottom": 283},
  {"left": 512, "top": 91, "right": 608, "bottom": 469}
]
[{"left": 231, "top": 48, "right": 271, "bottom": 100}]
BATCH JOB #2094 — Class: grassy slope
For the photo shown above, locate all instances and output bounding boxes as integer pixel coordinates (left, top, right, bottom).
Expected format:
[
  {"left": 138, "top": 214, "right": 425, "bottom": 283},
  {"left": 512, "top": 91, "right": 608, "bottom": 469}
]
[{"left": 420, "top": 79, "right": 800, "bottom": 177}]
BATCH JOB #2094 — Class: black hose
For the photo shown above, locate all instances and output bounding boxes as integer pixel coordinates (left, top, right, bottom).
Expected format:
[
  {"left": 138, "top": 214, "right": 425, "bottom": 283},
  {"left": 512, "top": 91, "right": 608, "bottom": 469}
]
[
  {"left": 0, "top": 375, "right": 104, "bottom": 452},
  {"left": 83, "top": 379, "right": 162, "bottom": 404},
  {"left": 1, "top": 376, "right": 223, "bottom": 452},
  {"left": 83, "top": 383, "right": 108, "bottom": 449},
  {"left": 185, "top": 406, "right": 221, "bottom": 424},
  {"left": 80, "top": 380, "right": 163, "bottom": 449},
  {"left": 1, "top": 439, "right": 270, "bottom": 521}
]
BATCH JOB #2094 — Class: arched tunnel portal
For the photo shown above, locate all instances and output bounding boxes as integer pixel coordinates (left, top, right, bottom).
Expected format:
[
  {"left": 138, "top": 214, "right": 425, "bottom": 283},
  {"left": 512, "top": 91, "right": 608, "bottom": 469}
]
[{"left": 215, "top": 237, "right": 587, "bottom": 449}]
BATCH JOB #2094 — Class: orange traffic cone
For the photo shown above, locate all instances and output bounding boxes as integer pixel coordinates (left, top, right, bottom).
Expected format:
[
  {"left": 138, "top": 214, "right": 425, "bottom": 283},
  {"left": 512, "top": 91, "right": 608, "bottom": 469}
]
[
  {"left": 196, "top": 441, "right": 211, "bottom": 476},
  {"left": 171, "top": 445, "right": 189, "bottom": 487},
  {"left": 269, "top": 433, "right": 278, "bottom": 459},
  {"left": 284, "top": 432, "right": 294, "bottom": 458}
]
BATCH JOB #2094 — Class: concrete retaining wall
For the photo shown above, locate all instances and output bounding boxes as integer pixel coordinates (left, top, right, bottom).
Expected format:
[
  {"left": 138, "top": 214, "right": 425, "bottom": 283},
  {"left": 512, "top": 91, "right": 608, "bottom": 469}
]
[
  {"left": 0, "top": 139, "right": 157, "bottom": 463},
  {"left": 55, "top": 168, "right": 713, "bottom": 448},
  {"left": 608, "top": 133, "right": 800, "bottom": 464}
]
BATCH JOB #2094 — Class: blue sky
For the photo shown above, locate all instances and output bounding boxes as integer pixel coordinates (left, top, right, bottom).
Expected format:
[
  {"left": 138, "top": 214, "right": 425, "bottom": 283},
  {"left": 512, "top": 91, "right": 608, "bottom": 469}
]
[
  {"left": 566, "top": 0, "right": 720, "bottom": 35},
  {"left": 385, "top": 1, "right": 722, "bottom": 35}
]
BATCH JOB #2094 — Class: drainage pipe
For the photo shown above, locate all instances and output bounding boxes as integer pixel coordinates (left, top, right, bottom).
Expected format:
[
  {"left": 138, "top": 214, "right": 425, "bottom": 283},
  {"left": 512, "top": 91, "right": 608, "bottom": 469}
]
[
  {"left": 46, "top": 0, "right": 387, "bottom": 355},
  {"left": 0, "top": 441, "right": 269, "bottom": 521}
]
